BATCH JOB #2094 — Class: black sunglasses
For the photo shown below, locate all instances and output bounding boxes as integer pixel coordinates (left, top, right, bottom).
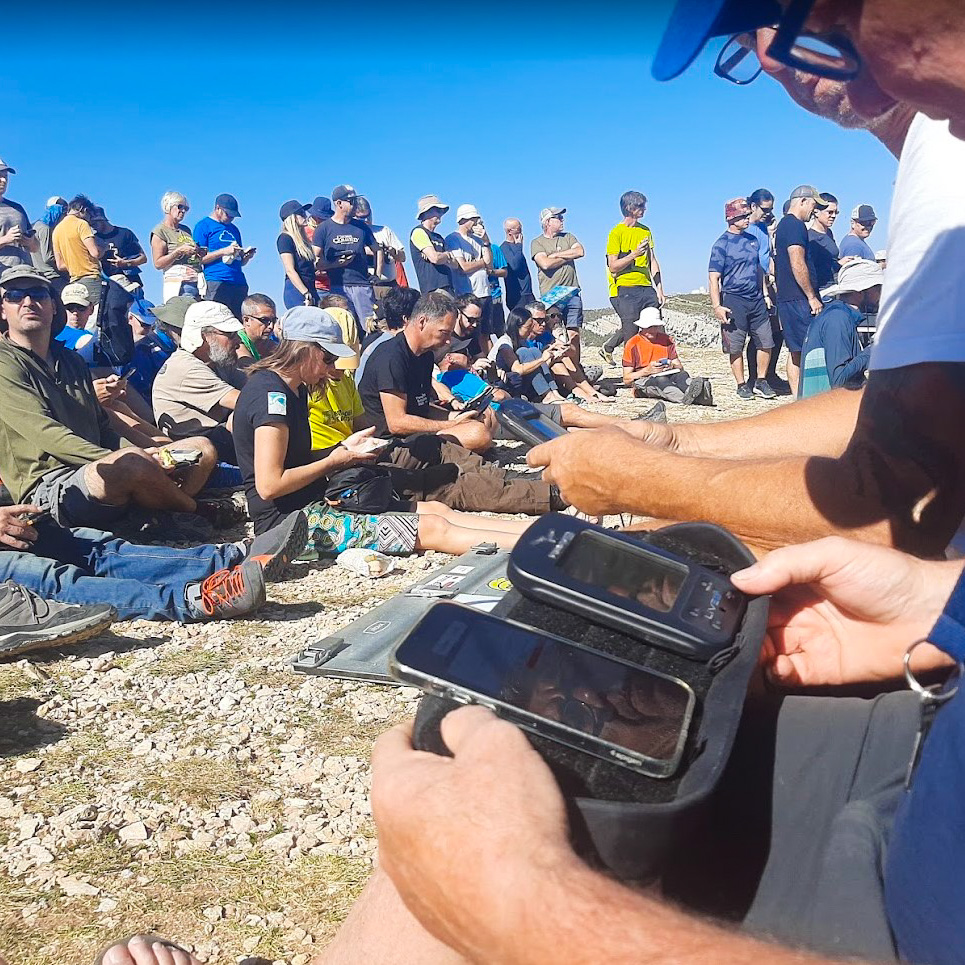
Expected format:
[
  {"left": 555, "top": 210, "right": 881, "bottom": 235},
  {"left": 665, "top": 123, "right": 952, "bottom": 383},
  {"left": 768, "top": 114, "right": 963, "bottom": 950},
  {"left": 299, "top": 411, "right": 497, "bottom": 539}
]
[
  {"left": 175, "top": 204, "right": 189, "bottom": 211},
  {"left": 856, "top": 220, "right": 877, "bottom": 228},
  {"left": 546, "top": 311, "right": 562, "bottom": 319},
  {"left": 714, "top": 0, "right": 861, "bottom": 87},
  {"left": 2, "top": 287, "right": 52, "bottom": 303},
  {"left": 245, "top": 314, "right": 277, "bottom": 326}
]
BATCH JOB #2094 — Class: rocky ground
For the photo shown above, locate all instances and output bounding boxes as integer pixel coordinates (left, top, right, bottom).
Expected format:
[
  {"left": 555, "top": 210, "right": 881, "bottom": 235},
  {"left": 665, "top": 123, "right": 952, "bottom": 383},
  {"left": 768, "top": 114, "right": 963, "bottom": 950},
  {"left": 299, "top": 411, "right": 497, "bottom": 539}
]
[{"left": 0, "top": 297, "right": 790, "bottom": 964}]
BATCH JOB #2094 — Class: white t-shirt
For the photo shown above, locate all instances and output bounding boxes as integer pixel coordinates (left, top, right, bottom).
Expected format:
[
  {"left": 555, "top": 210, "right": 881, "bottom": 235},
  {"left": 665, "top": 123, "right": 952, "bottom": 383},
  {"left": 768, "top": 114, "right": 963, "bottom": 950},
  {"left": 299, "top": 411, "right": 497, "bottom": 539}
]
[
  {"left": 870, "top": 114, "right": 965, "bottom": 371},
  {"left": 445, "top": 231, "right": 490, "bottom": 298},
  {"left": 488, "top": 333, "right": 515, "bottom": 371},
  {"left": 372, "top": 224, "right": 403, "bottom": 284}
]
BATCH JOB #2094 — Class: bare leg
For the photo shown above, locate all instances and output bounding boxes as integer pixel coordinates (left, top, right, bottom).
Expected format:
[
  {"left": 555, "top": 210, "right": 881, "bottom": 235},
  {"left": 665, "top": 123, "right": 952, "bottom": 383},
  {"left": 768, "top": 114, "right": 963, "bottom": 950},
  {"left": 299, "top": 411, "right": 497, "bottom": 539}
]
[
  {"left": 436, "top": 419, "right": 492, "bottom": 453},
  {"left": 786, "top": 351, "right": 802, "bottom": 396},
  {"left": 415, "top": 501, "right": 534, "bottom": 535},
  {"left": 756, "top": 348, "right": 772, "bottom": 382},
  {"left": 83, "top": 451, "right": 197, "bottom": 513},
  {"left": 414, "top": 511, "right": 519, "bottom": 554},
  {"left": 314, "top": 867, "right": 466, "bottom": 965},
  {"left": 557, "top": 404, "right": 627, "bottom": 429},
  {"left": 729, "top": 352, "right": 745, "bottom": 385},
  {"left": 169, "top": 436, "right": 218, "bottom": 496}
]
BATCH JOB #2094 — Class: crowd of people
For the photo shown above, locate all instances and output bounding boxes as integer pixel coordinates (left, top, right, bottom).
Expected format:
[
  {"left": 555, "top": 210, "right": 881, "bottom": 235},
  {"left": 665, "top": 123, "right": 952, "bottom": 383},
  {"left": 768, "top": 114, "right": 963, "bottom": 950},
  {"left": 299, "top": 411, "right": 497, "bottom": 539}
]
[{"left": 5, "top": 0, "right": 965, "bottom": 962}]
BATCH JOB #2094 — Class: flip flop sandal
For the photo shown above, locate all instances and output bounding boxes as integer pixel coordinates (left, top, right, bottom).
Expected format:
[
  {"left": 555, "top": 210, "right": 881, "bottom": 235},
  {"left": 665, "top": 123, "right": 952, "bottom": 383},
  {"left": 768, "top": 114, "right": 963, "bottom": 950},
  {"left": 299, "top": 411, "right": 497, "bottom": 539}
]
[{"left": 93, "top": 935, "right": 193, "bottom": 965}]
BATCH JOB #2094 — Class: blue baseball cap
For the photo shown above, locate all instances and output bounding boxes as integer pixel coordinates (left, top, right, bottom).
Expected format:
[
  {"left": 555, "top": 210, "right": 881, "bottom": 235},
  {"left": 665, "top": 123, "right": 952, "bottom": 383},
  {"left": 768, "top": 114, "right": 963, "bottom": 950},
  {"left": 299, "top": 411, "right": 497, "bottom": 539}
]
[
  {"left": 129, "top": 297, "right": 156, "bottom": 325},
  {"left": 653, "top": 0, "right": 780, "bottom": 81},
  {"left": 279, "top": 307, "right": 356, "bottom": 358}
]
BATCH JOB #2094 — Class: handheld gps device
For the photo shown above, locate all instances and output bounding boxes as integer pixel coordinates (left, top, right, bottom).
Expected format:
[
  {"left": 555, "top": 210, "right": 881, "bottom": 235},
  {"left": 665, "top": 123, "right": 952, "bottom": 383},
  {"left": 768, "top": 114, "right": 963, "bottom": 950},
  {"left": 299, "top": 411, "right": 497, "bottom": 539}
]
[
  {"left": 507, "top": 514, "right": 747, "bottom": 660},
  {"left": 495, "top": 398, "right": 568, "bottom": 449}
]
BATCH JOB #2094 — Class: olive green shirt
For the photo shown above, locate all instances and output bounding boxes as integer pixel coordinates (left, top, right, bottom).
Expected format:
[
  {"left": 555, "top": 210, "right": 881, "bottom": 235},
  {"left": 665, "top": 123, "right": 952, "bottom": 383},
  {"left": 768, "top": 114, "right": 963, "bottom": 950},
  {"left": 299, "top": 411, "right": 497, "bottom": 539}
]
[{"left": 0, "top": 337, "right": 119, "bottom": 502}]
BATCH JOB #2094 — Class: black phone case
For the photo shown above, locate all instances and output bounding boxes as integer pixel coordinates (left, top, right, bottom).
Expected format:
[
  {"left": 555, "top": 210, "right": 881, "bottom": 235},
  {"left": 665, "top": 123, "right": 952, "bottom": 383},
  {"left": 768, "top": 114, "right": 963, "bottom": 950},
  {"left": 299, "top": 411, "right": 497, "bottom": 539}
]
[{"left": 412, "top": 522, "right": 768, "bottom": 882}]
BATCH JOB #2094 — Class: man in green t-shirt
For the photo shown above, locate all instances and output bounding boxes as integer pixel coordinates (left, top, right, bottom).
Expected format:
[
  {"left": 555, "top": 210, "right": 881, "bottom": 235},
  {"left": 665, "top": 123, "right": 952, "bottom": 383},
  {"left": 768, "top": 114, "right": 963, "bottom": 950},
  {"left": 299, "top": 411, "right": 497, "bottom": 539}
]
[
  {"left": 530, "top": 206, "right": 585, "bottom": 360},
  {"left": 601, "top": 190, "right": 665, "bottom": 364}
]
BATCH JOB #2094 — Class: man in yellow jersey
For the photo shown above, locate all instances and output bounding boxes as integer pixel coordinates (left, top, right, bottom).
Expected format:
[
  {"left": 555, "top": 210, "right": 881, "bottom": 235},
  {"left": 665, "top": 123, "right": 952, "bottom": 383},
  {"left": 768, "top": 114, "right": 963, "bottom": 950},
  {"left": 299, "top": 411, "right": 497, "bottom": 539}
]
[{"left": 600, "top": 191, "right": 665, "bottom": 364}]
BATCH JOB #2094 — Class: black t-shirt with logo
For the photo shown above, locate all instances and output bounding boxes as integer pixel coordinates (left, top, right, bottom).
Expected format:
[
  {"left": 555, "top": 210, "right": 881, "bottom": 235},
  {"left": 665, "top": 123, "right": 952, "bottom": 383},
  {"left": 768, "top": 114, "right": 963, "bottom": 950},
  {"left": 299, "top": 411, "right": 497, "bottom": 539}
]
[
  {"left": 97, "top": 225, "right": 144, "bottom": 282},
  {"left": 357, "top": 333, "right": 434, "bottom": 435},
  {"left": 233, "top": 369, "right": 326, "bottom": 534},
  {"left": 312, "top": 218, "right": 376, "bottom": 287}
]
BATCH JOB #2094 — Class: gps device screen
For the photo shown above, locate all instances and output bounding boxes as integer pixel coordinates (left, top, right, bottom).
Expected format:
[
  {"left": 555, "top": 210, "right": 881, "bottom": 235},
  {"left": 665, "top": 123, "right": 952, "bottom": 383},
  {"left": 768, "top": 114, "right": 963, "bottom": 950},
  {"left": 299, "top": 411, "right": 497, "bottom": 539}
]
[
  {"left": 407, "top": 611, "right": 693, "bottom": 764},
  {"left": 561, "top": 530, "right": 688, "bottom": 613}
]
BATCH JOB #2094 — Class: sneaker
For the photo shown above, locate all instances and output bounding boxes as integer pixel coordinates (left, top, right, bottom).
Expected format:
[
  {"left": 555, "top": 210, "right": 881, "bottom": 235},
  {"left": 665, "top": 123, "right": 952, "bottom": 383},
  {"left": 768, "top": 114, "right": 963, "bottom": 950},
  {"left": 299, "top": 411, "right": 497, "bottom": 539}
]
[
  {"left": 633, "top": 401, "right": 668, "bottom": 423},
  {"left": 736, "top": 383, "right": 754, "bottom": 400},
  {"left": 549, "top": 485, "right": 569, "bottom": 512},
  {"left": 753, "top": 378, "right": 777, "bottom": 399},
  {"left": 563, "top": 504, "right": 603, "bottom": 526},
  {"left": 117, "top": 509, "right": 214, "bottom": 544},
  {"left": 596, "top": 383, "right": 617, "bottom": 397},
  {"left": 696, "top": 378, "right": 715, "bottom": 406},
  {"left": 185, "top": 561, "right": 266, "bottom": 621},
  {"left": 194, "top": 498, "right": 246, "bottom": 529},
  {"left": 0, "top": 583, "right": 115, "bottom": 659},
  {"left": 680, "top": 379, "right": 704, "bottom": 406},
  {"left": 769, "top": 376, "right": 793, "bottom": 396},
  {"left": 566, "top": 394, "right": 588, "bottom": 407},
  {"left": 599, "top": 347, "right": 615, "bottom": 366},
  {"left": 582, "top": 364, "right": 603, "bottom": 384},
  {"left": 244, "top": 511, "right": 308, "bottom": 581}
]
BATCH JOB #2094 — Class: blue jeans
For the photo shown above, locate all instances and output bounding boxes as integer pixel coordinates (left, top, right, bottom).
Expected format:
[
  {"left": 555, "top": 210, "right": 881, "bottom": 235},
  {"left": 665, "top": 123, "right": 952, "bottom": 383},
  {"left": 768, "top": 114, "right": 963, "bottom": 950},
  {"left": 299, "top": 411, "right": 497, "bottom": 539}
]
[
  {"left": 561, "top": 291, "right": 584, "bottom": 330},
  {"left": 0, "top": 523, "right": 243, "bottom": 621},
  {"left": 515, "top": 347, "right": 559, "bottom": 400}
]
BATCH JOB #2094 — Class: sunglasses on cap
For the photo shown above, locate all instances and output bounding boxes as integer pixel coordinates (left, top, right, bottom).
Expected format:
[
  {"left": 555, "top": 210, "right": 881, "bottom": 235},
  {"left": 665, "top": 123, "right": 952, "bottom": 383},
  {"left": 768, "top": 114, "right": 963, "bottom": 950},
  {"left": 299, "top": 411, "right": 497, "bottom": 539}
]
[{"left": 2, "top": 287, "right": 52, "bottom": 303}]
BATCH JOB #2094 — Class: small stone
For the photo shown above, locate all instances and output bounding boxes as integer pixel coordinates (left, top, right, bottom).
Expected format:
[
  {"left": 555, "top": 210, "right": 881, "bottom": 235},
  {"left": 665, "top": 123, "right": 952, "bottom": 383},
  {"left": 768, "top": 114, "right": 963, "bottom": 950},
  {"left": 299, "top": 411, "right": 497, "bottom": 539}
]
[
  {"left": 202, "top": 904, "right": 225, "bottom": 922},
  {"left": 14, "top": 758, "right": 42, "bottom": 774},
  {"left": 97, "top": 897, "right": 118, "bottom": 912},
  {"left": 229, "top": 815, "right": 256, "bottom": 834},
  {"left": 118, "top": 821, "right": 149, "bottom": 844},
  {"left": 60, "top": 876, "right": 100, "bottom": 897},
  {"left": 263, "top": 832, "right": 295, "bottom": 852},
  {"left": 292, "top": 955, "right": 311, "bottom": 965}
]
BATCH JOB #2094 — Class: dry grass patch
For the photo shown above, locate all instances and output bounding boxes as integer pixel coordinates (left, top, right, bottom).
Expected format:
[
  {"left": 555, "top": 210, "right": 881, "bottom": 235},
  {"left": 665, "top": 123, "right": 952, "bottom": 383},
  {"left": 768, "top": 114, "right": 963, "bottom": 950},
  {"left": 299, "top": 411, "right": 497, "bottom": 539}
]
[
  {"left": 136, "top": 756, "right": 254, "bottom": 810},
  {"left": 148, "top": 642, "right": 245, "bottom": 678}
]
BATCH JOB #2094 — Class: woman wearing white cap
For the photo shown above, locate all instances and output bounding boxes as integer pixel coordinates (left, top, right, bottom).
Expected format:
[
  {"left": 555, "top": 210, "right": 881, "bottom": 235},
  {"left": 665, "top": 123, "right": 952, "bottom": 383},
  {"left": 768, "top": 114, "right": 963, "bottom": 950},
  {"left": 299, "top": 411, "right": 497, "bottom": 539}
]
[{"left": 233, "top": 307, "right": 531, "bottom": 559}]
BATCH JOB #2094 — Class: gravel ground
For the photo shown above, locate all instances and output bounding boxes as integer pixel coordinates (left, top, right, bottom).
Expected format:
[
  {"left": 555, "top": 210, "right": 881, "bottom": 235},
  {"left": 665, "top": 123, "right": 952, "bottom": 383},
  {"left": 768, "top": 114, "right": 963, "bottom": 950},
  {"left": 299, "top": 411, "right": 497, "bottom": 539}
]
[{"left": 0, "top": 302, "right": 790, "bottom": 964}]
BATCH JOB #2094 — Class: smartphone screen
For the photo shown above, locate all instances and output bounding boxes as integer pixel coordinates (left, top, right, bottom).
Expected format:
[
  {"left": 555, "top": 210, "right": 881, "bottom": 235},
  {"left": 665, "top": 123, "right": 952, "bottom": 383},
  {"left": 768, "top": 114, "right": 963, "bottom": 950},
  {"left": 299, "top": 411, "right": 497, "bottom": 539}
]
[
  {"left": 395, "top": 605, "right": 694, "bottom": 771},
  {"left": 561, "top": 531, "right": 688, "bottom": 613}
]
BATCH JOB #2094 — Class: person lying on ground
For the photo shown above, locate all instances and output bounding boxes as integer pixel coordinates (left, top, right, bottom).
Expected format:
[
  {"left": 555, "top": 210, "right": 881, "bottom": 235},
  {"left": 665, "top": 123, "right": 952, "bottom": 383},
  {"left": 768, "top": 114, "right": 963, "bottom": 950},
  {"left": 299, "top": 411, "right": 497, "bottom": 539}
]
[
  {"left": 799, "top": 260, "right": 879, "bottom": 397},
  {"left": 622, "top": 306, "right": 713, "bottom": 406},
  {"left": 0, "top": 266, "right": 217, "bottom": 531},
  {"left": 357, "top": 290, "right": 493, "bottom": 454},
  {"left": 317, "top": 534, "right": 963, "bottom": 965},
  {"left": 233, "top": 306, "right": 533, "bottom": 559},
  {"left": 309, "top": 339, "right": 567, "bottom": 515},
  {"left": 531, "top": 0, "right": 965, "bottom": 560},
  {"left": 0, "top": 502, "right": 305, "bottom": 623}
]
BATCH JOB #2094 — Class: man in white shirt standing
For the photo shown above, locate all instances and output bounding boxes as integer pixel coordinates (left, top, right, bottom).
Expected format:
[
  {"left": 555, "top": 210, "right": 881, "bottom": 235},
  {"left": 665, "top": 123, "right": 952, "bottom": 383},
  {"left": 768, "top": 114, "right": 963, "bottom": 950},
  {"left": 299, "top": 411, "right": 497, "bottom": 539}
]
[
  {"left": 445, "top": 204, "right": 494, "bottom": 352},
  {"left": 355, "top": 196, "right": 405, "bottom": 302}
]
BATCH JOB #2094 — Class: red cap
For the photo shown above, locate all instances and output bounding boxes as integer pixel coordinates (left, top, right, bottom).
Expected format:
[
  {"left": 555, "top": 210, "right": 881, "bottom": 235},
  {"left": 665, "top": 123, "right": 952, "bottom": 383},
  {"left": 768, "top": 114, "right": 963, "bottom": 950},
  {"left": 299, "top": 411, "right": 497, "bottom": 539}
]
[{"left": 725, "top": 197, "right": 751, "bottom": 221}]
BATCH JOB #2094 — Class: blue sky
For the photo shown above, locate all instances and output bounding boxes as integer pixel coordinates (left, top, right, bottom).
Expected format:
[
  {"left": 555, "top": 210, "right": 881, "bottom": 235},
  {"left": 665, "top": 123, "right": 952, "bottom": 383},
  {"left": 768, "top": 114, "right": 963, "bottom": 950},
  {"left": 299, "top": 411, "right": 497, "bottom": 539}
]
[{"left": 4, "top": 2, "right": 898, "bottom": 308}]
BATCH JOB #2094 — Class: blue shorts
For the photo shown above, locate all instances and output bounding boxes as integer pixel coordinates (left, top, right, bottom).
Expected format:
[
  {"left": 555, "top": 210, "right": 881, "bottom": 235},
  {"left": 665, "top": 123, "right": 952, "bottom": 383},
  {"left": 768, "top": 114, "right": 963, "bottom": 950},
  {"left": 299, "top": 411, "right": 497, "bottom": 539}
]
[{"left": 778, "top": 298, "right": 813, "bottom": 353}]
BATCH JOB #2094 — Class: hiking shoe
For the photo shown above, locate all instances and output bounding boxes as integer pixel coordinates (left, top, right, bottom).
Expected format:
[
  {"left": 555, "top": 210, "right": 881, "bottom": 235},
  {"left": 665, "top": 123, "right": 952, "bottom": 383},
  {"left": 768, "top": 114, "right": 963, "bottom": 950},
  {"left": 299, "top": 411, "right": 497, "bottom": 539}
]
[
  {"left": 185, "top": 561, "right": 266, "bottom": 621},
  {"left": 596, "top": 382, "right": 617, "bottom": 397},
  {"left": 566, "top": 394, "right": 588, "bottom": 407},
  {"left": 696, "top": 378, "right": 715, "bottom": 406},
  {"left": 245, "top": 511, "right": 308, "bottom": 581},
  {"left": 753, "top": 378, "right": 777, "bottom": 399},
  {"left": 0, "top": 583, "right": 115, "bottom": 659},
  {"left": 680, "top": 379, "right": 704, "bottom": 406},
  {"left": 769, "top": 376, "right": 793, "bottom": 396},
  {"left": 582, "top": 364, "right": 603, "bottom": 384},
  {"left": 599, "top": 347, "right": 615, "bottom": 365},
  {"left": 194, "top": 498, "right": 246, "bottom": 529},
  {"left": 117, "top": 509, "right": 214, "bottom": 544},
  {"left": 736, "top": 383, "right": 754, "bottom": 400},
  {"left": 549, "top": 485, "right": 570, "bottom": 512},
  {"left": 633, "top": 401, "right": 668, "bottom": 423}
]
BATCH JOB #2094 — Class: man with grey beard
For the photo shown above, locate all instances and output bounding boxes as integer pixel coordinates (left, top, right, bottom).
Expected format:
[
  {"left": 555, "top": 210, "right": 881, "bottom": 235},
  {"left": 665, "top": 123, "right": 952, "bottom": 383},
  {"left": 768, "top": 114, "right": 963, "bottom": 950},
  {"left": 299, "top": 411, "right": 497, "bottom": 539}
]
[{"left": 152, "top": 300, "right": 246, "bottom": 463}]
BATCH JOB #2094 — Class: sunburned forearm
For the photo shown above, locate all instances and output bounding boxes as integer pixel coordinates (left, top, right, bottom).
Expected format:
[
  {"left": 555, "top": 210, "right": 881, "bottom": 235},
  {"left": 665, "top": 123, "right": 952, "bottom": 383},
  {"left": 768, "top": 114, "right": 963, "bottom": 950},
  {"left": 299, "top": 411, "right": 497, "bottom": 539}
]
[{"left": 473, "top": 857, "right": 831, "bottom": 965}]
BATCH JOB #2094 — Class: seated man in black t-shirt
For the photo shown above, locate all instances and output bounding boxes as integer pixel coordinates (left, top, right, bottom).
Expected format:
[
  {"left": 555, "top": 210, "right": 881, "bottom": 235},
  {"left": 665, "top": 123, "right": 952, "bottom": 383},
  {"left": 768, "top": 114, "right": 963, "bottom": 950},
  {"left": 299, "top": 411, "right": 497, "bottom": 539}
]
[{"left": 357, "top": 290, "right": 493, "bottom": 454}]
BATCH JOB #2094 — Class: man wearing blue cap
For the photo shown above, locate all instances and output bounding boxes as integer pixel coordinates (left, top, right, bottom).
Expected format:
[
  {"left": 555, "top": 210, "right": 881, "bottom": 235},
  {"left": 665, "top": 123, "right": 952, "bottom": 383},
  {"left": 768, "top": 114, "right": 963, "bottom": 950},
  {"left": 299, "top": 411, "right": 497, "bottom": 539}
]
[
  {"left": 192, "top": 193, "right": 256, "bottom": 318},
  {"left": 317, "top": 5, "right": 965, "bottom": 965}
]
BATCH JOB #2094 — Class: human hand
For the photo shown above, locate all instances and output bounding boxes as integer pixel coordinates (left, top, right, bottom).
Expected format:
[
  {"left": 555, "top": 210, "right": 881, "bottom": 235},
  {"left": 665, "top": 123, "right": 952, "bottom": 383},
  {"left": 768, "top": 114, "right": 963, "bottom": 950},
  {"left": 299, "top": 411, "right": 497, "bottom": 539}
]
[
  {"left": 528, "top": 428, "right": 631, "bottom": 516},
  {"left": 731, "top": 536, "right": 961, "bottom": 688},
  {"left": 448, "top": 408, "right": 480, "bottom": 423},
  {"left": 657, "top": 290, "right": 667, "bottom": 308},
  {"left": 372, "top": 706, "right": 573, "bottom": 958},
  {"left": 342, "top": 427, "right": 389, "bottom": 455},
  {"left": 93, "top": 375, "right": 125, "bottom": 405},
  {"left": 0, "top": 225, "right": 24, "bottom": 247},
  {"left": 174, "top": 242, "right": 196, "bottom": 258},
  {"left": 0, "top": 504, "right": 44, "bottom": 549},
  {"left": 714, "top": 305, "right": 732, "bottom": 324},
  {"left": 808, "top": 296, "right": 823, "bottom": 315}
]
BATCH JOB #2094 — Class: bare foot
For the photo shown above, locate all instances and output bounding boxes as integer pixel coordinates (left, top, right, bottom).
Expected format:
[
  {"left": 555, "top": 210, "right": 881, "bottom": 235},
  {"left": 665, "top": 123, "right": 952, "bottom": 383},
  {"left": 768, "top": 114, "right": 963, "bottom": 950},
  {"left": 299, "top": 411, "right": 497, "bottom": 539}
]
[{"left": 98, "top": 934, "right": 200, "bottom": 965}]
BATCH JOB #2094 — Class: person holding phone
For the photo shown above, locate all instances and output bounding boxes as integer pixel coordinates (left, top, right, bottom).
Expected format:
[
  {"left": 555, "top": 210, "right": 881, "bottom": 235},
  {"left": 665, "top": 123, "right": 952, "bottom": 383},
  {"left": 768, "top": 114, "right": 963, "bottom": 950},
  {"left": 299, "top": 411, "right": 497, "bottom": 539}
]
[
  {"left": 150, "top": 192, "right": 202, "bottom": 301},
  {"left": 232, "top": 306, "right": 533, "bottom": 558}
]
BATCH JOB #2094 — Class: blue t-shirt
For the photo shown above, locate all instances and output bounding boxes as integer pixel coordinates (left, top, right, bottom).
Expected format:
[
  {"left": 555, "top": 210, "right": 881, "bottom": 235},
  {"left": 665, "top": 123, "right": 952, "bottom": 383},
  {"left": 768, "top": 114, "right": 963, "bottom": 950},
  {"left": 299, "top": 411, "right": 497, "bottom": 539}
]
[
  {"left": 193, "top": 217, "right": 245, "bottom": 284},
  {"left": 488, "top": 243, "right": 507, "bottom": 302},
  {"left": 435, "top": 368, "right": 500, "bottom": 409},
  {"left": 55, "top": 325, "right": 98, "bottom": 364},
  {"left": 839, "top": 234, "right": 876, "bottom": 261},
  {"left": 708, "top": 230, "right": 763, "bottom": 300},
  {"left": 774, "top": 214, "right": 816, "bottom": 304},
  {"left": 745, "top": 222, "right": 771, "bottom": 274},
  {"left": 500, "top": 240, "right": 535, "bottom": 310},
  {"left": 808, "top": 228, "right": 840, "bottom": 290},
  {"left": 312, "top": 218, "right": 376, "bottom": 287}
]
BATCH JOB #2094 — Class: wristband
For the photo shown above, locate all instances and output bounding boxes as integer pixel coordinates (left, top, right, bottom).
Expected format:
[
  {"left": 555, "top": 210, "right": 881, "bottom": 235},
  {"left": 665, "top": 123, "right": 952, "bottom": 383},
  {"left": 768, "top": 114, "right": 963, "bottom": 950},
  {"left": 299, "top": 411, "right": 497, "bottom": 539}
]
[{"left": 926, "top": 564, "right": 965, "bottom": 661}]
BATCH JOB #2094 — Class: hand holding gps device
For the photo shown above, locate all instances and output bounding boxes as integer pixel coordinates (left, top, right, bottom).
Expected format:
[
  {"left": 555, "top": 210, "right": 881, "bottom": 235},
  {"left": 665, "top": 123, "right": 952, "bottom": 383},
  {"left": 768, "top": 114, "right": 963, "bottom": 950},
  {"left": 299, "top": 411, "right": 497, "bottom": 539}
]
[
  {"left": 391, "top": 602, "right": 696, "bottom": 778},
  {"left": 507, "top": 514, "right": 747, "bottom": 660}
]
